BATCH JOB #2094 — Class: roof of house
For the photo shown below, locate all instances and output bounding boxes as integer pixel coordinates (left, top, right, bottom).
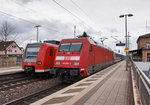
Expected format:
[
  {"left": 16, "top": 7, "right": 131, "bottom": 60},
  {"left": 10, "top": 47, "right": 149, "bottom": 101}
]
[
  {"left": 0, "top": 41, "right": 14, "bottom": 50},
  {"left": 137, "top": 33, "right": 150, "bottom": 43}
]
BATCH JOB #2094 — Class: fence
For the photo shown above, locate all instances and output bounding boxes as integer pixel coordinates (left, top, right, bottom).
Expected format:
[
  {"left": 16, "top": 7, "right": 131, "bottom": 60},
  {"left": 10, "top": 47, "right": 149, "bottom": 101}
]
[
  {"left": 131, "top": 60, "right": 150, "bottom": 105},
  {"left": 0, "top": 56, "right": 22, "bottom": 66}
]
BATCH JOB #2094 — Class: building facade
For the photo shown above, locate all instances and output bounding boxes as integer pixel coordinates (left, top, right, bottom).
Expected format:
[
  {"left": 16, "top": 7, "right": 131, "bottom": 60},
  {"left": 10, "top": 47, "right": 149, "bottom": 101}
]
[
  {"left": 137, "top": 34, "right": 150, "bottom": 62},
  {"left": 131, "top": 34, "right": 150, "bottom": 62},
  {"left": 0, "top": 41, "right": 23, "bottom": 66}
]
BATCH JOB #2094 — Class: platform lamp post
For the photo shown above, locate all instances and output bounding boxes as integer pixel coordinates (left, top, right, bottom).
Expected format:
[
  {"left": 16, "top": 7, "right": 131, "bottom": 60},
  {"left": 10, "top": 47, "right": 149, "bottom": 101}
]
[
  {"left": 34, "top": 25, "right": 42, "bottom": 43},
  {"left": 119, "top": 14, "right": 133, "bottom": 71}
]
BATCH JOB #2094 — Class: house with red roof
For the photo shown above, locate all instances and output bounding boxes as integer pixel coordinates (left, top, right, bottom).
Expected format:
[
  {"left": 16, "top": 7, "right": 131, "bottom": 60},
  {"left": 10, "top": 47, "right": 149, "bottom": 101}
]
[{"left": 0, "top": 41, "right": 23, "bottom": 66}]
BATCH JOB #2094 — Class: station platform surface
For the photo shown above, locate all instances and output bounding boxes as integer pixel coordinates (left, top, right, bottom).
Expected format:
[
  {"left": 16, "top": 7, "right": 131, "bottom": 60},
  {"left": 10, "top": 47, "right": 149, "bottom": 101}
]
[
  {"left": 0, "top": 66, "right": 23, "bottom": 75},
  {"left": 31, "top": 61, "right": 134, "bottom": 105}
]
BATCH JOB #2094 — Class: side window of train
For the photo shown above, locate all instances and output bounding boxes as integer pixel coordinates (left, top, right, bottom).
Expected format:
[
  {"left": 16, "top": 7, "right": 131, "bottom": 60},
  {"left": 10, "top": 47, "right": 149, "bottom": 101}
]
[
  {"left": 90, "top": 44, "right": 92, "bottom": 52},
  {"left": 50, "top": 49, "right": 53, "bottom": 56}
]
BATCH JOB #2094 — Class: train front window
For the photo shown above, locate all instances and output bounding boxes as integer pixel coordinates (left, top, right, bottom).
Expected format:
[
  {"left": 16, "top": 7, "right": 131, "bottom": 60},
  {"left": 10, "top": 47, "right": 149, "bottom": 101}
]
[
  {"left": 59, "top": 43, "right": 71, "bottom": 51},
  {"left": 59, "top": 42, "right": 82, "bottom": 52},
  {"left": 70, "top": 42, "right": 82, "bottom": 51},
  {"left": 24, "top": 44, "right": 41, "bottom": 62}
]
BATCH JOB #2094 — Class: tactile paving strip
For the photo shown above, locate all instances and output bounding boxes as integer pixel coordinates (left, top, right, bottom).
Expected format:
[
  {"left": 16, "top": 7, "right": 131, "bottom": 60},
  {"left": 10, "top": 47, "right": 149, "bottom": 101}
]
[
  {"left": 42, "top": 96, "right": 73, "bottom": 105},
  {"left": 63, "top": 88, "right": 85, "bottom": 93},
  {"left": 31, "top": 62, "right": 122, "bottom": 105}
]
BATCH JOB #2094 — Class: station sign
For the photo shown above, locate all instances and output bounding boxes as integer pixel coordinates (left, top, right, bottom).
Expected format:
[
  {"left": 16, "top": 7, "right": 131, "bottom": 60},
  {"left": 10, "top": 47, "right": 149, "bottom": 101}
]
[{"left": 116, "top": 43, "right": 125, "bottom": 46}]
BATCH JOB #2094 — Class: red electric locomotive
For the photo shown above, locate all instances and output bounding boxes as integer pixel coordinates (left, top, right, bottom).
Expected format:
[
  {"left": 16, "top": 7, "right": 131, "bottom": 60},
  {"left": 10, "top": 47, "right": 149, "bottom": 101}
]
[
  {"left": 22, "top": 42, "right": 58, "bottom": 75},
  {"left": 50, "top": 35, "right": 115, "bottom": 80}
]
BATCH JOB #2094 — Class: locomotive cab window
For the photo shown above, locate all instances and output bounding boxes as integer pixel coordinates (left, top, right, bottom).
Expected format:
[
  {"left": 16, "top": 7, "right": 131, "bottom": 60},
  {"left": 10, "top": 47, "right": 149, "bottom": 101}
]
[
  {"left": 59, "top": 42, "right": 82, "bottom": 52},
  {"left": 70, "top": 42, "right": 82, "bottom": 51},
  {"left": 50, "top": 49, "right": 53, "bottom": 56},
  {"left": 59, "top": 43, "right": 71, "bottom": 51}
]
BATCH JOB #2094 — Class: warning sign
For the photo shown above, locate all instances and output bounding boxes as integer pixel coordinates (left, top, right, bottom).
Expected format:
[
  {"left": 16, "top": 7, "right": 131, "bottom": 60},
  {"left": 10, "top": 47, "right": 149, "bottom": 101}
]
[{"left": 124, "top": 47, "right": 129, "bottom": 52}]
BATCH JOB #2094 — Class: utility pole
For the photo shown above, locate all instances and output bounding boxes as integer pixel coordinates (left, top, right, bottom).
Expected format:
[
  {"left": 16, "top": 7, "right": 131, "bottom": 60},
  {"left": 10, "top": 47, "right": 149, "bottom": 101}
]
[
  {"left": 128, "top": 32, "right": 131, "bottom": 50},
  {"left": 30, "top": 39, "right": 32, "bottom": 43},
  {"left": 146, "top": 20, "right": 148, "bottom": 33},
  {"left": 74, "top": 25, "right": 76, "bottom": 38},
  {"left": 128, "top": 32, "right": 129, "bottom": 49}
]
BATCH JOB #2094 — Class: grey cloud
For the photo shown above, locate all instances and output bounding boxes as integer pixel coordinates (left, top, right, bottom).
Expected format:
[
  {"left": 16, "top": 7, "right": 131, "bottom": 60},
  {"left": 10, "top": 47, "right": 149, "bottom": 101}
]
[
  {"left": 0, "top": 16, "right": 77, "bottom": 46},
  {"left": 84, "top": 28, "right": 102, "bottom": 36},
  {"left": 13, "top": 0, "right": 35, "bottom": 4},
  {"left": 14, "top": 19, "right": 75, "bottom": 41},
  {"left": 102, "top": 27, "right": 119, "bottom": 33}
]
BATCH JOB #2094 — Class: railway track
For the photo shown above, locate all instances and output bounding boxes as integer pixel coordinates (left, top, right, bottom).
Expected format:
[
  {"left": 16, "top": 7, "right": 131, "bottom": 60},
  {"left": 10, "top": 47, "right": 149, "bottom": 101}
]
[
  {"left": 0, "top": 77, "right": 43, "bottom": 91},
  {"left": 0, "top": 75, "right": 64, "bottom": 105},
  {"left": 0, "top": 72, "right": 42, "bottom": 91},
  {"left": 4, "top": 83, "right": 70, "bottom": 105},
  {"left": 0, "top": 72, "right": 26, "bottom": 83}
]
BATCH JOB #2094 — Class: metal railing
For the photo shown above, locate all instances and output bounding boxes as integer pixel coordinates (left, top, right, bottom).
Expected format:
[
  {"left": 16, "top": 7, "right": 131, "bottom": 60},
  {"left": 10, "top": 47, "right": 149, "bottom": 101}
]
[{"left": 131, "top": 60, "right": 150, "bottom": 105}]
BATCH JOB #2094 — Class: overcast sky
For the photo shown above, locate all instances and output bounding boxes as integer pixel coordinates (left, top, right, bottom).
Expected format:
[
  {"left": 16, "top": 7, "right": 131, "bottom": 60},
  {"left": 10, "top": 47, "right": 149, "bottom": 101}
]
[{"left": 0, "top": 0, "right": 150, "bottom": 54}]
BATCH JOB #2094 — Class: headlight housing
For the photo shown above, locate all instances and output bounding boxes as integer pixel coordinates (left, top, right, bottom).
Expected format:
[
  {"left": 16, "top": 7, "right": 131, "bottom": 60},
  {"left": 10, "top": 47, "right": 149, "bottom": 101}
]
[
  {"left": 36, "top": 61, "right": 42, "bottom": 65},
  {"left": 74, "top": 62, "right": 79, "bottom": 66},
  {"left": 55, "top": 62, "right": 60, "bottom": 65}
]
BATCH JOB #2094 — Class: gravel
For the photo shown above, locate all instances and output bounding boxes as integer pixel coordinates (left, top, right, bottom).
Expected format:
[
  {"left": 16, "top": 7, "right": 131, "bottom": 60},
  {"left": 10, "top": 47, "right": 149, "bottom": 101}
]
[{"left": 0, "top": 78, "right": 62, "bottom": 105}]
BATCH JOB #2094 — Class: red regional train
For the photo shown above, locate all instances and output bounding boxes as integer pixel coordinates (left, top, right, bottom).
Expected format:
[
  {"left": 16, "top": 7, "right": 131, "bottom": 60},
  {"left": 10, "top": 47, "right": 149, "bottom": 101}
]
[
  {"left": 22, "top": 42, "right": 58, "bottom": 75},
  {"left": 50, "top": 35, "right": 117, "bottom": 80}
]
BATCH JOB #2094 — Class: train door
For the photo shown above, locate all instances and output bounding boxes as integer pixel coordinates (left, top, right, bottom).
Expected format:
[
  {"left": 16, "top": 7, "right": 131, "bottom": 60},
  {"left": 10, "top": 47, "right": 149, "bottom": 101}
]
[
  {"left": 89, "top": 44, "right": 95, "bottom": 72},
  {"left": 50, "top": 47, "right": 58, "bottom": 67},
  {"left": 50, "top": 48, "right": 54, "bottom": 66}
]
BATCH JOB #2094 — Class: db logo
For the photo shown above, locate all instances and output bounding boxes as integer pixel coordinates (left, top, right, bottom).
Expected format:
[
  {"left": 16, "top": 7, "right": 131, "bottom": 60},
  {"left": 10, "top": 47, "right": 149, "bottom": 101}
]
[
  {"left": 64, "top": 56, "right": 70, "bottom": 60},
  {"left": 28, "top": 62, "right": 31, "bottom": 65}
]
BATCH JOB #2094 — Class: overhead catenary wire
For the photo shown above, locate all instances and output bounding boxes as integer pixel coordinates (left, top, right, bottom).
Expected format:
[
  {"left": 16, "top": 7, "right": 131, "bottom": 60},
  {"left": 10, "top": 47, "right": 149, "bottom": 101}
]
[
  {"left": 12, "top": 1, "right": 73, "bottom": 35},
  {"left": 14, "top": 0, "right": 98, "bottom": 34},
  {"left": 13, "top": 1, "right": 38, "bottom": 14},
  {"left": 52, "top": 0, "right": 92, "bottom": 29},
  {"left": 70, "top": 0, "right": 102, "bottom": 34},
  {"left": 0, "top": 10, "right": 65, "bottom": 34},
  {"left": 0, "top": 10, "right": 37, "bottom": 25},
  {"left": 13, "top": 1, "right": 54, "bottom": 22},
  {"left": 70, "top": 0, "right": 92, "bottom": 21}
]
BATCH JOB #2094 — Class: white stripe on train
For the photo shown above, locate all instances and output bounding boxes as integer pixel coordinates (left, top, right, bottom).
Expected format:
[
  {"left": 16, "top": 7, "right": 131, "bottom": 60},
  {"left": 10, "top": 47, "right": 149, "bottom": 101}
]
[{"left": 56, "top": 56, "right": 80, "bottom": 60}]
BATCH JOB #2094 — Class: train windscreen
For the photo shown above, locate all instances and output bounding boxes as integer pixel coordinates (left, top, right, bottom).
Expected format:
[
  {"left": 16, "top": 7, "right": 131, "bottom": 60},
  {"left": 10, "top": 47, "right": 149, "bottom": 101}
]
[
  {"left": 24, "top": 44, "right": 41, "bottom": 62},
  {"left": 59, "top": 42, "right": 82, "bottom": 51},
  {"left": 70, "top": 42, "right": 82, "bottom": 51},
  {"left": 59, "top": 43, "right": 71, "bottom": 51}
]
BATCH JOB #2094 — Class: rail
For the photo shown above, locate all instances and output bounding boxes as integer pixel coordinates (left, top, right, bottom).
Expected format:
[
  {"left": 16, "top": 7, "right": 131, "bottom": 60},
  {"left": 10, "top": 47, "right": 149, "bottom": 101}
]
[{"left": 131, "top": 60, "right": 150, "bottom": 105}]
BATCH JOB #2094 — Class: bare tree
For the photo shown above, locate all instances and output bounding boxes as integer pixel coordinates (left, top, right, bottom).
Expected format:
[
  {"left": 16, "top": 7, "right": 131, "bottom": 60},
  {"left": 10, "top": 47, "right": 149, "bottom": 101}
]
[
  {"left": 0, "top": 21, "right": 15, "bottom": 41},
  {"left": 0, "top": 21, "right": 15, "bottom": 66}
]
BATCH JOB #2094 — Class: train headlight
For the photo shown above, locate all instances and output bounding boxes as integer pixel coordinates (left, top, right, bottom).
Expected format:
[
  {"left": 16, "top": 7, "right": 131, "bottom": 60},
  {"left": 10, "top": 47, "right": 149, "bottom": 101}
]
[
  {"left": 36, "top": 61, "right": 42, "bottom": 65},
  {"left": 55, "top": 62, "right": 60, "bottom": 65},
  {"left": 74, "top": 62, "right": 79, "bottom": 66},
  {"left": 80, "top": 68, "right": 85, "bottom": 71}
]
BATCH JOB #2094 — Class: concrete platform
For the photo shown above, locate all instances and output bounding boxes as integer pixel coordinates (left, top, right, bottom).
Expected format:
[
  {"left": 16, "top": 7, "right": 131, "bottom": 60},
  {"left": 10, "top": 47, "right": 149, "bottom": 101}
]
[
  {"left": 31, "top": 61, "right": 134, "bottom": 105},
  {"left": 0, "top": 66, "right": 23, "bottom": 75}
]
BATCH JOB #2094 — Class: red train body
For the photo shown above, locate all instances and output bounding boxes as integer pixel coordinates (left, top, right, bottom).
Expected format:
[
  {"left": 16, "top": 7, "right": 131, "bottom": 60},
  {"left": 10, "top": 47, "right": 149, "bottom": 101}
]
[
  {"left": 50, "top": 37, "right": 115, "bottom": 78},
  {"left": 22, "top": 43, "right": 58, "bottom": 74}
]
